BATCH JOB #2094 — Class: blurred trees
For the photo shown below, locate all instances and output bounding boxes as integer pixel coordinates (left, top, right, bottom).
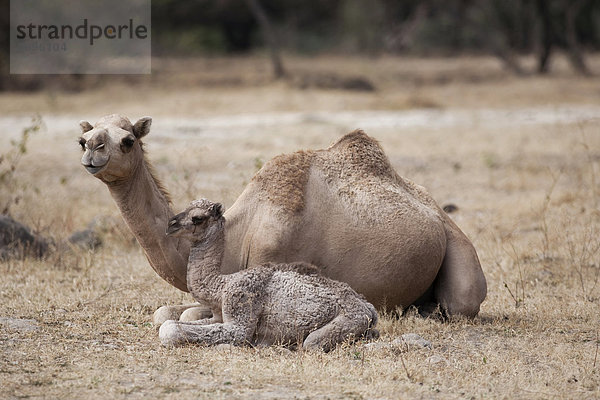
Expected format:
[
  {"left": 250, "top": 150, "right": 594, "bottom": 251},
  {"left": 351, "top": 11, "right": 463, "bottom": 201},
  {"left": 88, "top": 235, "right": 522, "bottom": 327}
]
[
  {"left": 2, "top": 0, "right": 600, "bottom": 89},
  {"left": 151, "top": 0, "right": 600, "bottom": 75}
]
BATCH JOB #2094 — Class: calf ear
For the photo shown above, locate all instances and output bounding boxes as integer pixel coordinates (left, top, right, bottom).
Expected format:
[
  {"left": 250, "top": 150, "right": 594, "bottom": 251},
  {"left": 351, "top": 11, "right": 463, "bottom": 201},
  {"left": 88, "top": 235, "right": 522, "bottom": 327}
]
[
  {"left": 210, "top": 203, "right": 224, "bottom": 218},
  {"left": 79, "top": 121, "right": 93, "bottom": 133},
  {"left": 133, "top": 117, "right": 152, "bottom": 139}
]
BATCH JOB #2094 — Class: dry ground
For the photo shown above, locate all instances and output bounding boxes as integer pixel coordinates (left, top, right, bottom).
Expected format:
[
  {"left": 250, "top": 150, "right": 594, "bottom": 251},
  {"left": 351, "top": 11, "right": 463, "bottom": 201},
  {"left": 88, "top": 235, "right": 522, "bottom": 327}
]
[{"left": 1, "top": 55, "right": 599, "bottom": 399}]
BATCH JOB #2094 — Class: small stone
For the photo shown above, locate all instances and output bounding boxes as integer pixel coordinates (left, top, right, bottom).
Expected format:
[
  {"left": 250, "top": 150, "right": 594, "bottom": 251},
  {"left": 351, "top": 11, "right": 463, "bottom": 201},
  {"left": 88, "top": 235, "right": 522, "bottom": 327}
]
[
  {"left": 68, "top": 229, "right": 102, "bottom": 250},
  {"left": 393, "top": 333, "right": 432, "bottom": 350},
  {"left": 426, "top": 355, "right": 447, "bottom": 365},
  {"left": 363, "top": 342, "right": 392, "bottom": 352},
  {"left": 272, "top": 347, "right": 294, "bottom": 356},
  {"left": 443, "top": 204, "right": 459, "bottom": 213},
  {"left": 215, "top": 343, "right": 234, "bottom": 351},
  {"left": 0, "top": 317, "right": 39, "bottom": 332}
]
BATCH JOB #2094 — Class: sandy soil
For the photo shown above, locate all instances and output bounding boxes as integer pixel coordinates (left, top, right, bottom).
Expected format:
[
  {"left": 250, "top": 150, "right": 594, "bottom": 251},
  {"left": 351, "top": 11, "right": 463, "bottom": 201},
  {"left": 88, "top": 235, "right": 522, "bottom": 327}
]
[{"left": 1, "top": 55, "right": 599, "bottom": 399}]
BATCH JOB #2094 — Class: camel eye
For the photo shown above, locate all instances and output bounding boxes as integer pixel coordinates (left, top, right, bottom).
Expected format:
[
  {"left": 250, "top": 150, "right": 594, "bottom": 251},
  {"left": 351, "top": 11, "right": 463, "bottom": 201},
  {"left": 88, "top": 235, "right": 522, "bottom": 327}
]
[
  {"left": 191, "top": 216, "right": 206, "bottom": 225},
  {"left": 121, "top": 136, "right": 135, "bottom": 148},
  {"left": 79, "top": 138, "right": 86, "bottom": 150}
]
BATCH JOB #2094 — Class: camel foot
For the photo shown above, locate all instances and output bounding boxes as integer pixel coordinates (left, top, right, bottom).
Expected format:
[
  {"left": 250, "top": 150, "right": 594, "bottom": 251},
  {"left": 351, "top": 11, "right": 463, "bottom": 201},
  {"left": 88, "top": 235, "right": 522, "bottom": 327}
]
[
  {"left": 179, "top": 306, "right": 213, "bottom": 322},
  {"left": 153, "top": 303, "right": 211, "bottom": 326}
]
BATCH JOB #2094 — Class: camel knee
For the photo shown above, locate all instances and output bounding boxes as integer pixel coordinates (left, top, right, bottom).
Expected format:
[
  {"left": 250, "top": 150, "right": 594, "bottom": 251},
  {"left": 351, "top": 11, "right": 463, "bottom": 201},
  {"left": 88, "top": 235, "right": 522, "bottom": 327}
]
[
  {"left": 438, "top": 272, "right": 487, "bottom": 318},
  {"left": 179, "top": 306, "right": 212, "bottom": 322},
  {"left": 441, "top": 298, "right": 481, "bottom": 319},
  {"left": 435, "top": 222, "right": 487, "bottom": 318},
  {"left": 303, "top": 330, "right": 333, "bottom": 352}
]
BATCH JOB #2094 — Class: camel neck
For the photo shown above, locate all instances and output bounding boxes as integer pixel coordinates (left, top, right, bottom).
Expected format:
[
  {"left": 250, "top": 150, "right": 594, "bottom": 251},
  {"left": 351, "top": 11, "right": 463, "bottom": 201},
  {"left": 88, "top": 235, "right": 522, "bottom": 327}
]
[
  {"left": 107, "top": 159, "right": 190, "bottom": 292},
  {"left": 188, "top": 223, "right": 226, "bottom": 303}
]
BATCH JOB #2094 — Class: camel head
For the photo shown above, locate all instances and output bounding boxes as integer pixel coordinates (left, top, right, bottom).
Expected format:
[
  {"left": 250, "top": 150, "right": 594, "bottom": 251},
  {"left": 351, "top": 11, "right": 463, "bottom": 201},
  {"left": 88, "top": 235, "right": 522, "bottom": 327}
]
[
  {"left": 166, "top": 199, "right": 225, "bottom": 243},
  {"left": 78, "top": 114, "right": 152, "bottom": 183}
]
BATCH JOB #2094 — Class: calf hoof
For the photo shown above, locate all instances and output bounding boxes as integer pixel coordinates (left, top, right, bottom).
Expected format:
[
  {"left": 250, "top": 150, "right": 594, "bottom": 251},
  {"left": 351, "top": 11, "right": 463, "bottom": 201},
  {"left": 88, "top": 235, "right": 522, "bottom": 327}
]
[
  {"left": 158, "top": 320, "right": 183, "bottom": 347},
  {"left": 180, "top": 306, "right": 213, "bottom": 322}
]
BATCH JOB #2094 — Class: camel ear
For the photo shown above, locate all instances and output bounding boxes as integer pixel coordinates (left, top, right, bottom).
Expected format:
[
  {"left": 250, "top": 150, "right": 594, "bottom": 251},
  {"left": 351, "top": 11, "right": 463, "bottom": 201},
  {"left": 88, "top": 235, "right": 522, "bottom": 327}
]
[
  {"left": 133, "top": 117, "right": 152, "bottom": 139},
  {"left": 79, "top": 120, "right": 93, "bottom": 133},
  {"left": 210, "top": 203, "right": 223, "bottom": 218}
]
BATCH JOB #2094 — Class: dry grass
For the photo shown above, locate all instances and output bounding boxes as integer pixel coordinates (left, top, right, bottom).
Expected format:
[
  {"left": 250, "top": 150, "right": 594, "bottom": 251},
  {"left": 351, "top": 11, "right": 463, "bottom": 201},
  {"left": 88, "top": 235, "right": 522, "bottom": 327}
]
[{"left": 1, "top": 55, "right": 600, "bottom": 399}]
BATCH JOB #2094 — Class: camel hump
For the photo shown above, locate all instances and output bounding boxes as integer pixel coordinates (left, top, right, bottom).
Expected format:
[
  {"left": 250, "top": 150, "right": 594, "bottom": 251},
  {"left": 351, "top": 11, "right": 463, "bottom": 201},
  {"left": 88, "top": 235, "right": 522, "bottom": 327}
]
[
  {"left": 326, "top": 129, "right": 396, "bottom": 179},
  {"left": 251, "top": 150, "right": 316, "bottom": 214},
  {"left": 328, "top": 129, "right": 371, "bottom": 149},
  {"left": 250, "top": 130, "right": 396, "bottom": 214},
  {"left": 262, "top": 261, "right": 320, "bottom": 276}
]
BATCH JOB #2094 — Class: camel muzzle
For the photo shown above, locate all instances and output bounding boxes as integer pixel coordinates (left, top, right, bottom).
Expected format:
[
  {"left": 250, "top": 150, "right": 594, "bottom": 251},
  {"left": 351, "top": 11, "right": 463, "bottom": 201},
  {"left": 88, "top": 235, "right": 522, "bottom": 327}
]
[
  {"left": 83, "top": 164, "right": 106, "bottom": 175},
  {"left": 165, "top": 220, "right": 181, "bottom": 236}
]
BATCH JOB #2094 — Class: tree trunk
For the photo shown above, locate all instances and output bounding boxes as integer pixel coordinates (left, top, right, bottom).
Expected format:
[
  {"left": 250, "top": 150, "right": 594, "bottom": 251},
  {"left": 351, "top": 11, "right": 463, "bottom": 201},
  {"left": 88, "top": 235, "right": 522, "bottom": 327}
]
[
  {"left": 244, "top": 0, "right": 286, "bottom": 79},
  {"left": 536, "top": 0, "right": 554, "bottom": 74},
  {"left": 384, "top": 2, "right": 430, "bottom": 52},
  {"left": 467, "top": 0, "right": 524, "bottom": 75},
  {"left": 564, "top": 0, "right": 590, "bottom": 75},
  {"left": 492, "top": 47, "right": 526, "bottom": 76}
]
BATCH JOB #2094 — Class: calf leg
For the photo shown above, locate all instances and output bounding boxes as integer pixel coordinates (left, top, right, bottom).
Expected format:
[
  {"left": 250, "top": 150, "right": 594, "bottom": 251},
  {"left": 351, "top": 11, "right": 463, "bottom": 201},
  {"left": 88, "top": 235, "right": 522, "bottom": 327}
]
[
  {"left": 160, "top": 296, "right": 258, "bottom": 347},
  {"left": 159, "top": 320, "right": 254, "bottom": 347},
  {"left": 302, "top": 313, "right": 373, "bottom": 352}
]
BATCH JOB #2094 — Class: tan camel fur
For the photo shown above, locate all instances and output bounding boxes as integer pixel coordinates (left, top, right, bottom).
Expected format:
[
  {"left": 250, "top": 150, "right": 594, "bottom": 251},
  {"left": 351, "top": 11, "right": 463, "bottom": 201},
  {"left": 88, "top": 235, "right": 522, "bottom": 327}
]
[
  {"left": 78, "top": 114, "right": 486, "bottom": 321},
  {"left": 159, "top": 199, "right": 378, "bottom": 350}
]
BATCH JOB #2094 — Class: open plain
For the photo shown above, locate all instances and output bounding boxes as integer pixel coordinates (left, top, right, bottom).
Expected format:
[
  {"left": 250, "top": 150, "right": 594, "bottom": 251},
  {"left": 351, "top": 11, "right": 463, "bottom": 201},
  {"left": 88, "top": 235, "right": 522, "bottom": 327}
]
[{"left": 1, "top": 55, "right": 599, "bottom": 399}]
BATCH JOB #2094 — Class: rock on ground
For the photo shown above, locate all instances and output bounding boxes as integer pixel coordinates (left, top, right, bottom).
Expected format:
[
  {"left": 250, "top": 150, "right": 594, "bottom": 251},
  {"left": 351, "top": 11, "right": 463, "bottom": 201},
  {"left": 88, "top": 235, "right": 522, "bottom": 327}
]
[
  {"left": 0, "top": 215, "right": 49, "bottom": 260},
  {"left": 0, "top": 317, "right": 39, "bottom": 332}
]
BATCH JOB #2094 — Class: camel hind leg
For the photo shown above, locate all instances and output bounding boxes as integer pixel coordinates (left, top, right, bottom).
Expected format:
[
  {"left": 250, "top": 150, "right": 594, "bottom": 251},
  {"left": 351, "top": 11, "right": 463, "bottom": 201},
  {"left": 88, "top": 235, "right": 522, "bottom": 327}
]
[
  {"left": 433, "top": 218, "right": 487, "bottom": 318},
  {"left": 302, "top": 309, "right": 377, "bottom": 352}
]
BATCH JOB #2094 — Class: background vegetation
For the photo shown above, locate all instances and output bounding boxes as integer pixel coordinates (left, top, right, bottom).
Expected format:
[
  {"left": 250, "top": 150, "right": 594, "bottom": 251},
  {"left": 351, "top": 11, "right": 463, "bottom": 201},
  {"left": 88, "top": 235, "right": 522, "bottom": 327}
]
[{"left": 2, "top": 0, "right": 600, "bottom": 89}]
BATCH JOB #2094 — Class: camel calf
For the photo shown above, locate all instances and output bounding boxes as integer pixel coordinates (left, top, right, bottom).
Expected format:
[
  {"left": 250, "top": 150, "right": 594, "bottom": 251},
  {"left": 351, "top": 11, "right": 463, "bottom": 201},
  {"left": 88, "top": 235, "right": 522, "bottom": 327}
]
[{"left": 160, "top": 199, "right": 378, "bottom": 351}]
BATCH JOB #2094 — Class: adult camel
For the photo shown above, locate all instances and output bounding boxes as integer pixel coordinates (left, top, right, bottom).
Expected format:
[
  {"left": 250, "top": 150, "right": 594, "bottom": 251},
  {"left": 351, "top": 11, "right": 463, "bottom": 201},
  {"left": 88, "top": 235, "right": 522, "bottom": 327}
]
[{"left": 78, "top": 114, "right": 486, "bottom": 323}]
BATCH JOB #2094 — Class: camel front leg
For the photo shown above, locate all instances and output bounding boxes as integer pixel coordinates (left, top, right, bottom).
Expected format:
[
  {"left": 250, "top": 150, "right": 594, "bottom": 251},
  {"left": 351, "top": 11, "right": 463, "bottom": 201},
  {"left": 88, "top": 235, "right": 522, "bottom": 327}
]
[
  {"left": 153, "top": 303, "right": 212, "bottom": 326},
  {"left": 158, "top": 320, "right": 254, "bottom": 347}
]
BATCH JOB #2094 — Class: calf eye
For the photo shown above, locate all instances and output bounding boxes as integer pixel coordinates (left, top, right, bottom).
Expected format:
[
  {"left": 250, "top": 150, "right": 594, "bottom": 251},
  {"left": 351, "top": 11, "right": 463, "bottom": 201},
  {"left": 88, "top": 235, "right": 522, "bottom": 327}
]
[{"left": 191, "top": 216, "right": 206, "bottom": 225}]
